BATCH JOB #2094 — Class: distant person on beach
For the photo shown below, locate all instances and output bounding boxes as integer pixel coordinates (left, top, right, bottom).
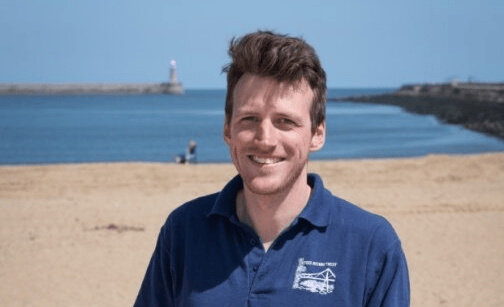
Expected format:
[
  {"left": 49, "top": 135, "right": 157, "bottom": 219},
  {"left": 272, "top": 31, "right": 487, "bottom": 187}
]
[
  {"left": 175, "top": 140, "right": 197, "bottom": 164},
  {"left": 135, "top": 30, "right": 409, "bottom": 306}
]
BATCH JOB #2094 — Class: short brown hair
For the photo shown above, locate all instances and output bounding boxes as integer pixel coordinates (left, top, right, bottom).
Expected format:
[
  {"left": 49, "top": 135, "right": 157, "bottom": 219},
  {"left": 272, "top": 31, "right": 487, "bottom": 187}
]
[{"left": 223, "top": 30, "right": 326, "bottom": 133}]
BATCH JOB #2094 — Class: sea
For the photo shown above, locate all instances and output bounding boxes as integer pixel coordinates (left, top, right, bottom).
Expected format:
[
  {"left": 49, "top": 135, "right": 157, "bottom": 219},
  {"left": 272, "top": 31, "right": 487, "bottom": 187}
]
[{"left": 1, "top": 88, "right": 504, "bottom": 165}]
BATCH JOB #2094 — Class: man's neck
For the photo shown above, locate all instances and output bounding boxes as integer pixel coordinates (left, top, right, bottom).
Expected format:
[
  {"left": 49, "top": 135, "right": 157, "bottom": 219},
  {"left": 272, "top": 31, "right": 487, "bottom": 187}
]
[{"left": 236, "top": 176, "right": 312, "bottom": 251}]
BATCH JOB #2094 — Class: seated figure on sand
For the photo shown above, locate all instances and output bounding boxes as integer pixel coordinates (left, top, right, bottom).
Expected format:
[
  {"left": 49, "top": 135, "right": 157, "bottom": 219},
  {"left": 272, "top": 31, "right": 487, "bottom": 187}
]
[{"left": 175, "top": 140, "right": 197, "bottom": 164}]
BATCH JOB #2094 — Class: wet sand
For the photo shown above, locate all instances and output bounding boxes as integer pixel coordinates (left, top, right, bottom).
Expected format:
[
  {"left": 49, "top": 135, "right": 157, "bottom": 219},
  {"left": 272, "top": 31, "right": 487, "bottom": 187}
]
[{"left": 1, "top": 153, "right": 503, "bottom": 307}]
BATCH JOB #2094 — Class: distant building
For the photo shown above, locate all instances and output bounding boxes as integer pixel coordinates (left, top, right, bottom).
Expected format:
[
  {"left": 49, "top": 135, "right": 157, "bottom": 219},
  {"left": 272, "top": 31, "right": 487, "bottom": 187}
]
[
  {"left": 170, "top": 60, "right": 178, "bottom": 82},
  {"left": 162, "top": 59, "right": 184, "bottom": 95}
]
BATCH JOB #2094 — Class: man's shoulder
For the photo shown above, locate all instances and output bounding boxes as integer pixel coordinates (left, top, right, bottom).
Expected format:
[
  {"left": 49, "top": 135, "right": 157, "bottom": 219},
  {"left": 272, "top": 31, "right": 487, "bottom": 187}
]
[
  {"left": 311, "top": 174, "right": 390, "bottom": 230},
  {"left": 169, "top": 192, "right": 220, "bottom": 221},
  {"left": 336, "top": 196, "right": 388, "bottom": 226},
  {"left": 319, "top": 186, "right": 399, "bottom": 245}
]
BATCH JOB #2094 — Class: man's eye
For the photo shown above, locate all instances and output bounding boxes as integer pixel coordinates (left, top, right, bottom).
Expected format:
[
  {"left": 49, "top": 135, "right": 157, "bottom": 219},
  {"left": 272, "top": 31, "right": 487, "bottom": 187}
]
[
  {"left": 278, "top": 118, "right": 295, "bottom": 125},
  {"left": 241, "top": 116, "right": 258, "bottom": 122}
]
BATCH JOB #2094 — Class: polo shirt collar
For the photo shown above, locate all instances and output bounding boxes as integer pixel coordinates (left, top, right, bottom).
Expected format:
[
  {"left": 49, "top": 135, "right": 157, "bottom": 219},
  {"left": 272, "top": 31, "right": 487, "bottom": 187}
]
[
  {"left": 298, "top": 173, "right": 332, "bottom": 228},
  {"left": 208, "top": 175, "right": 243, "bottom": 219},
  {"left": 208, "top": 173, "right": 331, "bottom": 228}
]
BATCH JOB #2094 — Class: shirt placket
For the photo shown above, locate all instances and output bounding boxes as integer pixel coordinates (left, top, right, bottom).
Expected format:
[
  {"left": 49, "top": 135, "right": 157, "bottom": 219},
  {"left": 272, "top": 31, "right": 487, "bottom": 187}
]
[{"left": 246, "top": 235, "right": 266, "bottom": 291}]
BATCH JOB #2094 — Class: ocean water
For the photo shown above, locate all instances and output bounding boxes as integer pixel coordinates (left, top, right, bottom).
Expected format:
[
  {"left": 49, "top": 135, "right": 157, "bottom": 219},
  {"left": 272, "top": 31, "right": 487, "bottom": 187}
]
[{"left": 1, "top": 89, "right": 504, "bottom": 164}]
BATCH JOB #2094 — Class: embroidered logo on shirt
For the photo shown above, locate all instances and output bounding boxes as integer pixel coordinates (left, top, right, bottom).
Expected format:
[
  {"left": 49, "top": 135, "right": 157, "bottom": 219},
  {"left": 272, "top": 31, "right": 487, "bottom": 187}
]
[{"left": 292, "top": 258, "right": 337, "bottom": 295}]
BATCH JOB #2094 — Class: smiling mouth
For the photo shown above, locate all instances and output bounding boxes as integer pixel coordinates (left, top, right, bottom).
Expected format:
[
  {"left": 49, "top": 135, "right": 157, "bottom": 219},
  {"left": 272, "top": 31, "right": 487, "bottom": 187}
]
[{"left": 249, "top": 155, "right": 284, "bottom": 165}]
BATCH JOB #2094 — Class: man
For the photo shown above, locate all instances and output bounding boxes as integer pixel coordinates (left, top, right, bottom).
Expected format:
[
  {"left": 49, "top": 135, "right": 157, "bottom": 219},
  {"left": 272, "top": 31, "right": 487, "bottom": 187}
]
[{"left": 134, "top": 30, "right": 410, "bottom": 306}]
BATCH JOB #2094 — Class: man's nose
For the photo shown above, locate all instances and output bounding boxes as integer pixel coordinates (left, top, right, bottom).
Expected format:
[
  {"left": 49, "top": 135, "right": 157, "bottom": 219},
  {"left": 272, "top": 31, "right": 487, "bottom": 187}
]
[{"left": 254, "top": 120, "right": 277, "bottom": 148}]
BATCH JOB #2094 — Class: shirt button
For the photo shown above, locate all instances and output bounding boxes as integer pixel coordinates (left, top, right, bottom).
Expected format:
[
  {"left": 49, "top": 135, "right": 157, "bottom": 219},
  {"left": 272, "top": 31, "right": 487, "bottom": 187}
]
[
  {"left": 250, "top": 239, "right": 256, "bottom": 245},
  {"left": 253, "top": 265, "right": 259, "bottom": 272}
]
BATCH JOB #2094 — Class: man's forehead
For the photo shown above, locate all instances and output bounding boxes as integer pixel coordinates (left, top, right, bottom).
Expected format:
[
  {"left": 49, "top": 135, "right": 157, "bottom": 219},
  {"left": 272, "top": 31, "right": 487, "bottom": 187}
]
[{"left": 233, "top": 73, "right": 313, "bottom": 103}]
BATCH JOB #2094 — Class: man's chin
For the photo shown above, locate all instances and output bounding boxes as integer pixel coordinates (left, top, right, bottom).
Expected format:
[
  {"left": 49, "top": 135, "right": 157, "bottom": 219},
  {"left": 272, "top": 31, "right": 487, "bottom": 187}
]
[{"left": 243, "top": 176, "right": 285, "bottom": 196}]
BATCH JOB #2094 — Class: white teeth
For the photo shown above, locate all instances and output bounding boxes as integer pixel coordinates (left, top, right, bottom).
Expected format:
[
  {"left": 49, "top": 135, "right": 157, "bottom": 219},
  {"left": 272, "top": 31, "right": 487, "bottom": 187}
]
[{"left": 250, "top": 156, "right": 282, "bottom": 164}]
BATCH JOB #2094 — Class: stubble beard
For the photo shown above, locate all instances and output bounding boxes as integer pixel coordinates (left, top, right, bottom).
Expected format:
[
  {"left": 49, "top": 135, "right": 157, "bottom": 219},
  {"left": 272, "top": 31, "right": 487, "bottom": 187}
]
[{"left": 242, "top": 156, "right": 309, "bottom": 196}]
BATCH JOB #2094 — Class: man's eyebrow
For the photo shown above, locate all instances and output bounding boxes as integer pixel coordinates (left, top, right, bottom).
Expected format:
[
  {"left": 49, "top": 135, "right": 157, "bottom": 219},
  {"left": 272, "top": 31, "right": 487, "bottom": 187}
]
[
  {"left": 233, "top": 108, "right": 259, "bottom": 118},
  {"left": 234, "top": 106, "right": 258, "bottom": 113},
  {"left": 274, "top": 111, "right": 303, "bottom": 121}
]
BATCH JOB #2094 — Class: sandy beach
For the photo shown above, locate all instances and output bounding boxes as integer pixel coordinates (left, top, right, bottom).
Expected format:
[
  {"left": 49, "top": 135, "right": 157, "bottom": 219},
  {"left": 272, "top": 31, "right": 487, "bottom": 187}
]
[{"left": 1, "top": 153, "right": 503, "bottom": 307}]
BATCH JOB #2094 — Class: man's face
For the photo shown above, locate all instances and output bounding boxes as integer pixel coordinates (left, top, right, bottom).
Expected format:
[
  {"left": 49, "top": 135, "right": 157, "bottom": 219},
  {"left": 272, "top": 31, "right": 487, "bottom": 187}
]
[{"left": 224, "top": 73, "right": 325, "bottom": 196}]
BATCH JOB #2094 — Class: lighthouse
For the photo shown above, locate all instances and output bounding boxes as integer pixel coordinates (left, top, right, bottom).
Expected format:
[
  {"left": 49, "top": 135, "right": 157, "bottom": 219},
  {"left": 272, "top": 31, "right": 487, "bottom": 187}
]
[
  {"left": 170, "top": 59, "right": 178, "bottom": 82},
  {"left": 162, "top": 59, "right": 185, "bottom": 95}
]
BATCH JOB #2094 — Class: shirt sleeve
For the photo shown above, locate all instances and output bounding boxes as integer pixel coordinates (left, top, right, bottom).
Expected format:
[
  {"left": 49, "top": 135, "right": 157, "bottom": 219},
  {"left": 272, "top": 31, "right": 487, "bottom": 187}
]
[
  {"left": 364, "top": 223, "right": 410, "bottom": 307},
  {"left": 134, "top": 223, "right": 174, "bottom": 307}
]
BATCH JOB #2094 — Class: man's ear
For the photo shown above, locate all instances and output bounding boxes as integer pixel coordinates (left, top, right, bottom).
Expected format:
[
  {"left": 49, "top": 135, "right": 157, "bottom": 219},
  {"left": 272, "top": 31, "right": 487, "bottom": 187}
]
[
  {"left": 223, "top": 122, "right": 231, "bottom": 145},
  {"left": 310, "top": 121, "right": 326, "bottom": 152}
]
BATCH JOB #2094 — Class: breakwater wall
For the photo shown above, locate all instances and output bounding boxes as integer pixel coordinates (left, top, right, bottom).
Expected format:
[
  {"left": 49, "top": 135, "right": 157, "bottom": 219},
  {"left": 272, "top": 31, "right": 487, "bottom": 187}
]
[
  {"left": 329, "top": 82, "right": 504, "bottom": 140},
  {"left": 0, "top": 82, "right": 184, "bottom": 95}
]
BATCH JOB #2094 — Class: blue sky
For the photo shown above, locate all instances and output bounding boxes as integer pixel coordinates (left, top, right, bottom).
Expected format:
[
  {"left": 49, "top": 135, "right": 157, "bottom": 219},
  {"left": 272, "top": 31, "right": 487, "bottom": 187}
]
[{"left": 1, "top": 0, "right": 502, "bottom": 89}]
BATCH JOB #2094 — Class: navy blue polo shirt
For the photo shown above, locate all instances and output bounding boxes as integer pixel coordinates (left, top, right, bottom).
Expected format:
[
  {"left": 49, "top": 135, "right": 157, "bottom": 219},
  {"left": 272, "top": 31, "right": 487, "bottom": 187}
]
[{"left": 134, "top": 174, "right": 409, "bottom": 307}]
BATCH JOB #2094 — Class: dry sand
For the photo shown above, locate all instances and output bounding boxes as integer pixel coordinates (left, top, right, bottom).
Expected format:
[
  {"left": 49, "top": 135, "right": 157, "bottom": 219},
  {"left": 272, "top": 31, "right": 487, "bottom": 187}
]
[{"left": 1, "top": 153, "right": 503, "bottom": 307}]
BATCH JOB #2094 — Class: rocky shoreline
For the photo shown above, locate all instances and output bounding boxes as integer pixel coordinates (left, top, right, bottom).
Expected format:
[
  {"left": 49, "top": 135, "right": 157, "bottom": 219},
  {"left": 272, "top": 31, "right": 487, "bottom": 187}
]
[{"left": 329, "top": 82, "right": 504, "bottom": 140}]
